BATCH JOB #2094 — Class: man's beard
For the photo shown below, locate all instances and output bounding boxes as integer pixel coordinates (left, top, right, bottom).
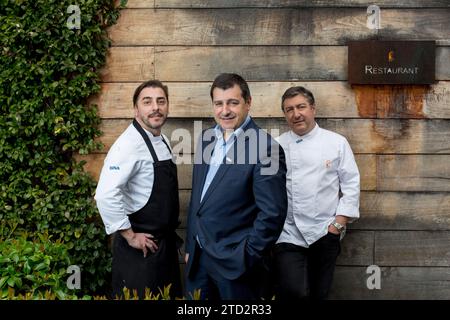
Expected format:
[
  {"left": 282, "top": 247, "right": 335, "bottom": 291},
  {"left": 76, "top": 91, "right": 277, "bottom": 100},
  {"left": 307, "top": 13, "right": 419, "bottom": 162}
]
[{"left": 140, "top": 113, "right": 167, "bottom": 130}]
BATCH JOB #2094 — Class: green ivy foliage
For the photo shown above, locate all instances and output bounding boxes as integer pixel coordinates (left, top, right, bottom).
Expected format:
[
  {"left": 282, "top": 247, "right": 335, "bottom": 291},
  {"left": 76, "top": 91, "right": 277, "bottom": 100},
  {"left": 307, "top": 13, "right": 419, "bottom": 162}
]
[
  {"left": 0, "top": 232, "right": 72, "bottom": 298},
  {"left": 0, "top": 0, "right": 126, "bottom": 295}
]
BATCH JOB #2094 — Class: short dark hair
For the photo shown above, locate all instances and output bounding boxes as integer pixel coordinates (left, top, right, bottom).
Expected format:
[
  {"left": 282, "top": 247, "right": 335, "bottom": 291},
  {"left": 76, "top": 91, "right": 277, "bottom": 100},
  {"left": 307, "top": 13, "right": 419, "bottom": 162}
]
[
  {"left": 210, "top": 73, "right": 251, "bottom": 103},
  {"left": 281, "top": 86, "right": 315, "bottom": 111},
  {"left": 133, "top": 80, "right": 169, "bottom": 107}
]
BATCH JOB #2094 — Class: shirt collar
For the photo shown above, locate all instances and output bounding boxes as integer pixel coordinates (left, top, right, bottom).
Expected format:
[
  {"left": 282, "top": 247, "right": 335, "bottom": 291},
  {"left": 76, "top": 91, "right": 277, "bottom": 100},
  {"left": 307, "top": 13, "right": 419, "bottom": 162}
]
[
  {"left": 142, "top": 126, "right": 163, "bottom": 142},
  {"left": 214, "top": 115, "right": 251, "bottom": 141},
  {"left": 289, "top": 122, "right": 319, "bottom": 143}
]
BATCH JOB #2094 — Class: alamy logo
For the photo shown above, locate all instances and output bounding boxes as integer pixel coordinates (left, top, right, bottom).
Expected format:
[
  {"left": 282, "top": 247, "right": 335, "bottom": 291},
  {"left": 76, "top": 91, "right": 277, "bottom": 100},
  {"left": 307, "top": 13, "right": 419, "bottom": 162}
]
[
  {"left": 67, "top": 5, "right": 81, "bottom": 30},
  {"left": 366, "top": 265, "right": 381, "bottom": 290},
  {"left": 367, "top": 5, "right": 381, "bottom": 30},
  {"left": 67, "top": 265, "right": 81, "bottom": 290}
]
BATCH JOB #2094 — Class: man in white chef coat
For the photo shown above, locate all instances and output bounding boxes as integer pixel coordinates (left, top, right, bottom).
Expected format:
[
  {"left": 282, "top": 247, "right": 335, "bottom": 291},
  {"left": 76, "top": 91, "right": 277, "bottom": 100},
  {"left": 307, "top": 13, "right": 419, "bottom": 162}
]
[
  {"left": 274, "top": 86, "right": 360, "bottom": 300},
  {"left": 95, "top": 80, "right": 182, "bottom": 299}
]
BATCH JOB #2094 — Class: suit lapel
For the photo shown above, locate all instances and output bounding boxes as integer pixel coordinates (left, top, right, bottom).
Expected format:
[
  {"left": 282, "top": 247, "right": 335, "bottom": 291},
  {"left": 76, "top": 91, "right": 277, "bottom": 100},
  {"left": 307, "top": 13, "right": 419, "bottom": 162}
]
[
  {"left": 195, "top": 119, "right": 256, "bottom": 212},
  {"left": 198, "top": 158, "right": 232, "bottom": 206}
]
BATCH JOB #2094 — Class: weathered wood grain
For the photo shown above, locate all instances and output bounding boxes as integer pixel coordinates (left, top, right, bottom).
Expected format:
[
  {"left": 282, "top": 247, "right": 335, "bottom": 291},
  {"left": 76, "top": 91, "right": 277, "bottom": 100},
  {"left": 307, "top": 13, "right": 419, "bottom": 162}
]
[
  {"left": 91, "top": 81, "right": 450, "bottom": 119},
  {"left": 330, "top": 266, "right": 450, "bottom": 299},
  {"left": 437, "top": 47, "right": 450, "bottom": 80},
  {"left": 378, "top": 155, "right": 450, "bottom": 191},
  {"left": 355, "top": 192, "right": 450, "bottom": 230},
  {"left": 336, "top": 231, "right": 374, "bottom": 266},
  {"left": 352, "top": 83, "right": 450, "bottom": 119},
  {"left": 91, "top": 82, "right": 355, "bottom": 119},
  {"left": 155, "top": 46, "right": 347, "bottom": 81},
  {"left": 375, "top": 231, "right": 450, "bottom": 266},
  {"left": 109, "top": 9, "right": 450, "bottom": 45},
  {"left": 322, "top": 119, "right": 450, "bottom": 154},
  {"left": 123, "top": 0, "right": 450, "bottom": 8},
  {"left": 101, "top": 46, "right": 450, "bottom": 81},
  {"left": 94, "top": 118, "right": 450, "bottom": 154},
  {"left": 99, "top": 47, "right": 154, "bottom": 82}
]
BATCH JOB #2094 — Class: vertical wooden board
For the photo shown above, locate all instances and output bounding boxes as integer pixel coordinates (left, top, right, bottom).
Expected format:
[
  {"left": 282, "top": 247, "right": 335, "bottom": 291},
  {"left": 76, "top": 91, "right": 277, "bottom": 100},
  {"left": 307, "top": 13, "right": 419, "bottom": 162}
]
[
  {"left": 100, "top": 47, "right": 154, "bottom": 82},
  {"left": 155, "top": 46, "right": 347, "bottom": 81},
  {"left": 375, "top": 231, "right": 450, "bottom": 267},
  {"left": 330, "top": 266, "right": 450, "bottom": 299},
  {"left": 336, "top": 231, "right": 374, "bottom": 266},
  {"left": 355, "top": 192, "right": 450, "bottom": 230},
  {"left": 377, "top": 155, "right": 450, "bottom": 192}
]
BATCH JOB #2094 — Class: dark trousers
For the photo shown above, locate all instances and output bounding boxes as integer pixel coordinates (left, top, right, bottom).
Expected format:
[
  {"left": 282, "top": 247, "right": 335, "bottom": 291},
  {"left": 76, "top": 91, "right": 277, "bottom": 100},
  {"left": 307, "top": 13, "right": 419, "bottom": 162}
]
[
  {"left": 274, "top": 232, "right": 341, "bottom": 300},
  {"left": 185, "top": 244, "right": 271, "bottom": 300},
  {"left": 111, "top": 233, "right": 182, "bottom": 299}
]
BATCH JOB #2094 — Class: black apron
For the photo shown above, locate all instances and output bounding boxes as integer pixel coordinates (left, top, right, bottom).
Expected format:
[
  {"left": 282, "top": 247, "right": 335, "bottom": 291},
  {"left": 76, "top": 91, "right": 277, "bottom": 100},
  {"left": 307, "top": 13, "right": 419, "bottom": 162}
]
[{"left": 111, "top": 120, "right": 182, "bottom": 299}]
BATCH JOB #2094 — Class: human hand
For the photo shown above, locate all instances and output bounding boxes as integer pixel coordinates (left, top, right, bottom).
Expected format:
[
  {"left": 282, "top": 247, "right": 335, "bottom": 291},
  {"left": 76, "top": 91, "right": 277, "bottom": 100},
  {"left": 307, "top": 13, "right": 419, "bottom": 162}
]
[
  {"left": 121, "top": 229, "right": 158, "bottom": 257},
  {"left": 328, "top": 224, "right": 341, "bottom": 235}
]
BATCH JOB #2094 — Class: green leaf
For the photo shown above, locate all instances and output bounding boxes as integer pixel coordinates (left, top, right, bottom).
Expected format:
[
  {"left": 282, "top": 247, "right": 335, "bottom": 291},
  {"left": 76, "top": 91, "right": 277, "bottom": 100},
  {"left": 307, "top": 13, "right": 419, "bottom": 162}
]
[
  {"left": 7, "top": 277, "right": 15, "bottom": 288},
  {"left": 14, "top": 277, "right": 22, "bottom": 288},
  {"left": 0, "top": 277, "right": 8, "bottom": 288},
  {"left": 34, "top": 262, "right": 47, "bottom": 271}
]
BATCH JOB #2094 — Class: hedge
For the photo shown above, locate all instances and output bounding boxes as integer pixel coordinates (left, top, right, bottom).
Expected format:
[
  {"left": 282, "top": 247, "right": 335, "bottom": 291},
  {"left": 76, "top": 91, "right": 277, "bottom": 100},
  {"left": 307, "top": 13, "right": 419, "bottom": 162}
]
[{"left": 0, "top": 0, "right": 126, "bottom": 296}]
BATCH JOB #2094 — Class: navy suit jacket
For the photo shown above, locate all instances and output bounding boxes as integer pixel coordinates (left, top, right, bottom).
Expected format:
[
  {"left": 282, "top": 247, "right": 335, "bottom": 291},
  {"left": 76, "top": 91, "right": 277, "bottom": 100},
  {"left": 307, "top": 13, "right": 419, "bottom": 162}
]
[{"left": 185, "top": 118, "right": 287, "bottom": 280}]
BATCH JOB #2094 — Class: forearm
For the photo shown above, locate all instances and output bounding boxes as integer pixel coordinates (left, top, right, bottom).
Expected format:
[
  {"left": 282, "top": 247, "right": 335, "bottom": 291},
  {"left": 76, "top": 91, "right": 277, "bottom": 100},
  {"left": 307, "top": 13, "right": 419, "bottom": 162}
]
[
  {"left": 335, "top": 215, "right": 349, "bottom": 225},
  {"left": 120, "top": 228, "right": 136, "bottom": 242}
]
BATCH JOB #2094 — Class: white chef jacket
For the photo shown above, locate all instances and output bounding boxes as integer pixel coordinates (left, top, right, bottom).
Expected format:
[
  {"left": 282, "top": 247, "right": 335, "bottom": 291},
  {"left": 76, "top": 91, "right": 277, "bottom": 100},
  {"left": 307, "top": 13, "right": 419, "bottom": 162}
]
[
  {"left": 276, "top": 123, "right": 360, "bottom": 247},
  {"left": 94, "top": 123, "right": 173, "bottom": 235}
]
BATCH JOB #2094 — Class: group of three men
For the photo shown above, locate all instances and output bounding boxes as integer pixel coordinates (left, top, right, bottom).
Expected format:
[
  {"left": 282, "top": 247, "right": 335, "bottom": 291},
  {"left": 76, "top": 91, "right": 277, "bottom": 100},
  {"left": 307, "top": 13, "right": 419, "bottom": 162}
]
[{"left": 95, "top": 73, "right": 360, "bottom": 300}]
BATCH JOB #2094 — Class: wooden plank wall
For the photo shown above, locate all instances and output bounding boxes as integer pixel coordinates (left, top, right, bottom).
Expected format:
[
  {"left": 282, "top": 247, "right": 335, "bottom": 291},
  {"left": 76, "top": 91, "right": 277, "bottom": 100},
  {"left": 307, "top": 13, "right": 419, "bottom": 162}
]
[{"left": 82, "top": 0, "right": 450, "bottom": 299}]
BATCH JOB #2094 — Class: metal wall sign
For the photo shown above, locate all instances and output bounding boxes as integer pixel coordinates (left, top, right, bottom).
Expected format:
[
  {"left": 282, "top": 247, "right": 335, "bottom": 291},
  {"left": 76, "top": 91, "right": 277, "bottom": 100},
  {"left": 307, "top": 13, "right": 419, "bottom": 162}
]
[{"left": 348, "top": 40, "right": 435, "bottom": 85}]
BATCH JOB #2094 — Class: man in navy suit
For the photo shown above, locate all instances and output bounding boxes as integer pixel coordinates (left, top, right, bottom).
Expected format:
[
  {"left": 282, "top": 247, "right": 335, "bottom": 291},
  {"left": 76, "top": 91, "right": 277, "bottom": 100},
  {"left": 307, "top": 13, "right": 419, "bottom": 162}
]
[{"left": 184, "top": 73, "right": 288, "bottom": 300}]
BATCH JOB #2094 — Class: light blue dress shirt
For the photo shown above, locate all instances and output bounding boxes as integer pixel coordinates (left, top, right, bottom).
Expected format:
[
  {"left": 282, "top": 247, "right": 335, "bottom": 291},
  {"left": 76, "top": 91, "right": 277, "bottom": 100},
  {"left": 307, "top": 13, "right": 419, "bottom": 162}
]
[{"left": 200, "top": 115, "right": 251, "bottom": 202}]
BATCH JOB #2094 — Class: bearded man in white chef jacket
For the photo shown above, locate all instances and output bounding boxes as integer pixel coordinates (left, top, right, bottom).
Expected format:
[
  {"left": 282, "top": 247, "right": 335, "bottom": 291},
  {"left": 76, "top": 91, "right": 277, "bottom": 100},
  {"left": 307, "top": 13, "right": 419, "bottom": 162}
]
[
  {"left": 274, "top": 86, "right": 360, "bottom": 300},
  {"left": 95, "top": 80, "right": 182, "bottom": 299}
]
